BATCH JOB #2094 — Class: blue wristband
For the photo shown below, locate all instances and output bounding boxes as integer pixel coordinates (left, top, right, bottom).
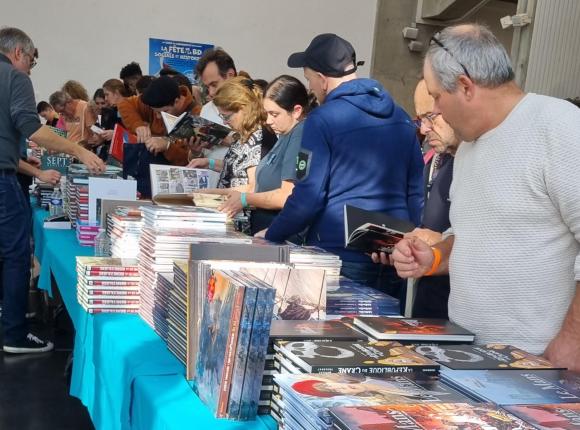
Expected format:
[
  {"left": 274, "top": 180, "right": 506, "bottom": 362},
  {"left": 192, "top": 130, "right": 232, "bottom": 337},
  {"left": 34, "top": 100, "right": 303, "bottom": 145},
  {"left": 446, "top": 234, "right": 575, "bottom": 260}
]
[
  {"left": 208, "top": 158, "right": 215, "bottom": 170},
  {"left": 240, "top": 192, "right": 248, "bottom": 208}
]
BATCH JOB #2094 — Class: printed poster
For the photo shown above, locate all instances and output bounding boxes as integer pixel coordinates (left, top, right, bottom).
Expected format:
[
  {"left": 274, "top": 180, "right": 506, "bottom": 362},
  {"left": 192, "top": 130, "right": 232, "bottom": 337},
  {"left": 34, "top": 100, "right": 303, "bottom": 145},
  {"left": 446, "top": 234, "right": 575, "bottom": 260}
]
[{"left": 149, "top": 38, "right": 213, "bottom": 84}]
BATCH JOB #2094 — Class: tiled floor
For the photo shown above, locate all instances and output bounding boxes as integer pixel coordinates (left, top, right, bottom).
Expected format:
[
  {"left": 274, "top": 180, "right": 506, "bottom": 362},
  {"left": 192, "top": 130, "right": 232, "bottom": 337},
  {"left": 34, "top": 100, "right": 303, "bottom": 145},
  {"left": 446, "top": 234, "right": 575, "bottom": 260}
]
[{"left": 0, "top": 310, "right": 94, "bottom": 430}]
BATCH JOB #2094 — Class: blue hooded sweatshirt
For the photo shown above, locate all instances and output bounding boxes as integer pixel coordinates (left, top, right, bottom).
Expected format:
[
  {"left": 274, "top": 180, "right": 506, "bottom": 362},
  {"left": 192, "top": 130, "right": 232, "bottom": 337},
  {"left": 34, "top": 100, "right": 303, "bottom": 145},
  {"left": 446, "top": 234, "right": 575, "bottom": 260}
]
[{"left": 266, "top": 78, "right": 424, "bottom": 262}]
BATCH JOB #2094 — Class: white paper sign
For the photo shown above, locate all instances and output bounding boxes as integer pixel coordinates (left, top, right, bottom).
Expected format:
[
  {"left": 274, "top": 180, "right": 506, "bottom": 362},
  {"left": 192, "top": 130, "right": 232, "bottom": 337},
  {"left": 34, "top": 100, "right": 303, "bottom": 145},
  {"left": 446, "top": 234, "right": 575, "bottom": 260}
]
[{"left": 88, "top": 177, "right": 137, "bottom": 223}]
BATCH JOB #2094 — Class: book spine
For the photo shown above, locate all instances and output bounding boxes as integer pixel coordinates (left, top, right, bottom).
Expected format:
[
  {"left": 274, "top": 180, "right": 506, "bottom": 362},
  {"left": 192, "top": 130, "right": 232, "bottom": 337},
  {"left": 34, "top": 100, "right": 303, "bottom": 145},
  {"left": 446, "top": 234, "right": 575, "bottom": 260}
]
[
  {"left": 85, "top": 299, "right": 140, "bottom": 305},
  {"left": 86, "top": 308, "right": 139, "bottom": 314},
  {"left": 226, "top": 285, "right": 258, "bottom": 419},
  {"left": 84, "top": 289, "right": 140, "bottom": 295},
  {"left": 216, "top": 285, "right": 245, "bottom": 418}
]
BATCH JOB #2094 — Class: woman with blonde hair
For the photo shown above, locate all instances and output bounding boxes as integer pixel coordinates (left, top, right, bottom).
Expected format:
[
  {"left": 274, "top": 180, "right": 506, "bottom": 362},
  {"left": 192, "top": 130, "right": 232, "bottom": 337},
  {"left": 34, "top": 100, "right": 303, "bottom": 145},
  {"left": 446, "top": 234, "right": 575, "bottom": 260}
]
[
  {"left": 188, "top": 76, "right": 268, "bottom": 189},
  {"left": 62, "top": 79, "right": 89, "bottom": 102}
]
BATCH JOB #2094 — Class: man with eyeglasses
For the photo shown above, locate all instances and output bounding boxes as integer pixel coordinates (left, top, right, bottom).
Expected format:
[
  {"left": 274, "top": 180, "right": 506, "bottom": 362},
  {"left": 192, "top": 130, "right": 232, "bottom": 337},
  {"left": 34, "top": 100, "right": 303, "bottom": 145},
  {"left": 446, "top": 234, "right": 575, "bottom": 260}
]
[
  {"left": 0, "top": 27, "right": 104, "bottom": 353},
  {"left": 390, "top": 24, "right": 580, "bottom": 372},
  {"left": 386, "top": 79, "right": 460, "bottom": 319}
]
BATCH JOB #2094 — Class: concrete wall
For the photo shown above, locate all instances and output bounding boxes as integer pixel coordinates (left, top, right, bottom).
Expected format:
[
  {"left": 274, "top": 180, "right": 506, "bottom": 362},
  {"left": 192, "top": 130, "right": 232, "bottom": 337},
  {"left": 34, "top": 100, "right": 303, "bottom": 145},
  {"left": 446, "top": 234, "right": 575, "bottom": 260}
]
[
  {"left": 3, "top": 0, "right": 377, "bottom": 103},
  {"left": 371, "top": 0, "right": 517, "bottom": 115}
]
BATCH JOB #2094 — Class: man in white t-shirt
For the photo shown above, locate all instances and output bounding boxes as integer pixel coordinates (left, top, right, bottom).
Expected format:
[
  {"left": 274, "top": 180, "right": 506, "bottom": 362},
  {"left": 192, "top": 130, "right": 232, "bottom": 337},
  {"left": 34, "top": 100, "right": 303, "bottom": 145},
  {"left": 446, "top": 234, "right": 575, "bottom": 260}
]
[
  {"left": 194, "top": 48, "right": 238, "bottom": 160},
  {"left": 388, "top": 23, "right": 580, "bottom": 371}
]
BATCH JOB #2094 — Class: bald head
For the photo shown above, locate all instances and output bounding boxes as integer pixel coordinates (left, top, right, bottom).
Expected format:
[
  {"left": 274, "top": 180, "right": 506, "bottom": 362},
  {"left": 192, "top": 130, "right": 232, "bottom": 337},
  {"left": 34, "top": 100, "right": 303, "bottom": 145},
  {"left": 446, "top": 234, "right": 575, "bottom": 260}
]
[{"left": 414, "top": 79, "right": 434, "bottom": 118}]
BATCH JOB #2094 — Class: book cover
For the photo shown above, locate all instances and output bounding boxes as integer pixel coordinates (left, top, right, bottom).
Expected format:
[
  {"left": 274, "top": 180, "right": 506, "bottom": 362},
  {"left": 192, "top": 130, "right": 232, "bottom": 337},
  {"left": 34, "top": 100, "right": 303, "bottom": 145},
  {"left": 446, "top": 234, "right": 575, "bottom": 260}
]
[
  {"left": 442, "top": 369, "right": 580, "bottom": 405},
  {"left": 275, "top": 373, "right": 469, "bottom": 425},
  {"left": 411, "top": 343, "right": 562, "bottom": 370},
  {"left": 344, "top": 205, "right": 414, "bottom": 254},
  {"left": 161, "top": 111, "right": 230, "bottom": 145},
  {"left": 269, "top": 320, "right": 367, "bottom": 342},
  {"left": 504, "top": 403, "right": 580, "bottom": 429},
  {"left": 353, "top": 317, "right": 475, "bottom": 342},
  {"left": 194, "top": 270, "right": 245, "bottom": 417},
  {"left": 149, "top": 164, "right": 219, "bottom": 198},
  {"left": 279, "top": 340, "right": 439, "bottom": 375},
  {"left": 330, "top": 403, "right": 536, "bottom": 430},
  {"left": 109, "top": 123, "right": 138, "bottom": 162}
]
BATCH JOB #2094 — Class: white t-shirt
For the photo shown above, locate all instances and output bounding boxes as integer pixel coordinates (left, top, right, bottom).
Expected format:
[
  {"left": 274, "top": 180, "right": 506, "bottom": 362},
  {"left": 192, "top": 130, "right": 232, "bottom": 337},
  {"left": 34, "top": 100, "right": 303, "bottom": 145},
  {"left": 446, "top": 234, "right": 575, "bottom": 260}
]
[
  {"left": 200, "top": 101, "right": 229, "bottom": 160},
  {"left": 448, "top": 93, "right": 580, "bottom": 354}
]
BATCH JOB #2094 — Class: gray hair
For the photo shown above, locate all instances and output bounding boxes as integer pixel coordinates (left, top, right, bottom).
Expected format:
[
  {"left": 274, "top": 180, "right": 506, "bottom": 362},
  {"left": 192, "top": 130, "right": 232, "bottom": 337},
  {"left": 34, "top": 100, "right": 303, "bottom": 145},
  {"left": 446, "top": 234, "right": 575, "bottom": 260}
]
[
  {"left": 425, "top": 24, "right": 514, "bottom": 91},
  {"left": 0, "top": 27, "right": 35, "bottom": 56},
  {"left": 49, "top": 90, "right": 72, "bottom": 108}
]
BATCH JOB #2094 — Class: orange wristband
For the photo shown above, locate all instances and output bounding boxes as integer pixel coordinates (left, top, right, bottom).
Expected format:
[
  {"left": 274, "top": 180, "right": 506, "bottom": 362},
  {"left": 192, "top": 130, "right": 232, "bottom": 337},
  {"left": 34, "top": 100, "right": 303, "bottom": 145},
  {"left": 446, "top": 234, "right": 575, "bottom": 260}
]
[{"left": 424, "top": 247, "right": 442, "bottom": 276}]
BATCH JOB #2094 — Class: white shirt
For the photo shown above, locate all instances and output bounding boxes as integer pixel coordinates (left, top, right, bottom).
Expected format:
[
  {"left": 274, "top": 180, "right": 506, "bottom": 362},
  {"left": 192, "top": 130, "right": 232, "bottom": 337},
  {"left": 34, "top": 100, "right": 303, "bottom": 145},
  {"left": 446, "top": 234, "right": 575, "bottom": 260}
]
[{"left": 448, "top": 93, "right": 580, "bottom": 354}]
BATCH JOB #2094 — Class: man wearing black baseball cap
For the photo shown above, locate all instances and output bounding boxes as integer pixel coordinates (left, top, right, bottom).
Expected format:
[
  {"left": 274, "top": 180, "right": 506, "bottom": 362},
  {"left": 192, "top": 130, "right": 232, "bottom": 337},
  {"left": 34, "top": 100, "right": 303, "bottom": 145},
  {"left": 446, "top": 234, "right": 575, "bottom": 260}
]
[{"left": 265, "top": 33, "right": 424, "bottom": 303}]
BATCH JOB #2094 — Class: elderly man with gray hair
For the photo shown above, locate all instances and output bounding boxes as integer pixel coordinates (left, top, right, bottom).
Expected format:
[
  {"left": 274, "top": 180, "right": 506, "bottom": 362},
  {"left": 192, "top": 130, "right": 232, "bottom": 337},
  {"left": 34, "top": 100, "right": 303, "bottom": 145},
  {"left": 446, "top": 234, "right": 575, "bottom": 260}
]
[
  {"left": 0, "top": 27, "right": 104, "bottom": 354},
  {"left": 390, "top": 23, "right": 580, "bottom": 371}
]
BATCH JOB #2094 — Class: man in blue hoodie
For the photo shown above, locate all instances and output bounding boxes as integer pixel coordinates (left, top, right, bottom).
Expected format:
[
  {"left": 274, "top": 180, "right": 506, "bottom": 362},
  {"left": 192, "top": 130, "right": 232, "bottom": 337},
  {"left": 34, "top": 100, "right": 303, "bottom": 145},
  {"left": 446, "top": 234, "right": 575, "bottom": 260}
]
[{"left": 265, "top": 34, "right": 424, "bottom": 294}]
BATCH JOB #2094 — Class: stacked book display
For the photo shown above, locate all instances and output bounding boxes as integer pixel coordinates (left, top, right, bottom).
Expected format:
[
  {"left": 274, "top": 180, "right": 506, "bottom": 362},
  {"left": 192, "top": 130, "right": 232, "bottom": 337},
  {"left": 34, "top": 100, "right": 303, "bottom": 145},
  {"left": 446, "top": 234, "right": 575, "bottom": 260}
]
[
  {"left": 167, "top": 261, "right": 188, "bottom": 364},
  {"left": 76, "top": 222, "right": 100, "bottom": 247},
  {"left": 329, "top": 403, "right": 536, "bottom": 430},
  {"left": 35, "top": 182, "right": 56, "bottom": 209},
  {"left": 153, "top": 272, "right": 175, "bottom": 341},
  {"left": 194, "top": 269, "right": 276, "bottom": 421},
  {"left": 65, "top": 164, "right": 122, "bottom": 227},
  {"left": 273, "top": 372, "right": 469, "bottom": 430},
  {"left": 326, "top": 277, "right": 401, "bottom": 319},
  {"left": 138, "top": 205, "right": 250, "bottom": 332},
  {"left": 76, "top": 257, "right": 140, "bottom": 314},
  {"left": 287, "top": 243, "right": 342, "bottom": 276},
  {"left": 108, "top": 207, "right": 144, "bottom": 258}
]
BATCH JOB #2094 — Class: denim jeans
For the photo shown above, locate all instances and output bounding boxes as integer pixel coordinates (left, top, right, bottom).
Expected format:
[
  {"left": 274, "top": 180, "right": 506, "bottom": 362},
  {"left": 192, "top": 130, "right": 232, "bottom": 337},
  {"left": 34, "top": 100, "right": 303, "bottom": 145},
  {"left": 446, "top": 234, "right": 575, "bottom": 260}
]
[
  {"left": 0, "top": 174, "right": 31, "bottom": 343},
  {"left": 340, "top": 260, "right": 406, "bottom": 315}
]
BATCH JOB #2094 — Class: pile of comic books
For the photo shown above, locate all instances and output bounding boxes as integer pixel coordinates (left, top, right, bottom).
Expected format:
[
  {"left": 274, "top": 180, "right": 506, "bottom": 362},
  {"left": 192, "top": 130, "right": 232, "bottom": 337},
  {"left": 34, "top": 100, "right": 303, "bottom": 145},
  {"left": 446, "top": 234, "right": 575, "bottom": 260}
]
[{"left": 76, "top": 257, "right": 140, "bottom": 314}]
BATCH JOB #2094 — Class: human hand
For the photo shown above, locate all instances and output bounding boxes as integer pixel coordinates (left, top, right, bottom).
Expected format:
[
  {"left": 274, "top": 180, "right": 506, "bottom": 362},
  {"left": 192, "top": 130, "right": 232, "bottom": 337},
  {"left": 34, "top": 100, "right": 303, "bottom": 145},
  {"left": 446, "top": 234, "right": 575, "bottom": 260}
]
[
  {"left": 144, "top": 137, "right": 168, "bottom": 155},
  {"left": 254, "top": 229, "right": 267, "bottom": 238},
  {"left": 543, "top": 332, "right": 580, "bottom": 372},
  {"left": 405, "top": 228, "right": 443, "bottom": 246},
  {"left": 371, "top": 252, "right": 393, "bottom": 266},
  {"left": 38, "top": 169, "right": 61, "bottom": 185},
  {"left": 187, "top": 157, "right": 209, "bottom": 169},
  {"left": 100, "top": 129, "right": 114, "bottom": 140},
  {"left": 391, "top": 237, "right": 434, "bottom": 279},
  {"left": 27, "top": 155, "right": 41, "bottom": 168},
  {"left": 77, "top": 148, "right": 105, "bottom": 173},
  {"left": 135, "top": 125, "right": 151, "bottom": 142},
  {"left": 218, "top": 191, "right": 243, "bottom": 218}
]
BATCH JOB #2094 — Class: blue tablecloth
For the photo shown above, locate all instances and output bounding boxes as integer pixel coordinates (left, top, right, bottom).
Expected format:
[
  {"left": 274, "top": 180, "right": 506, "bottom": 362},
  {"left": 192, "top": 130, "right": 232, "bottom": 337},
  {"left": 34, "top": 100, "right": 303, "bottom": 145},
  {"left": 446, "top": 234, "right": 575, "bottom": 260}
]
[{"left": 32, "top": 207, "right": 275, "bottom": 430}]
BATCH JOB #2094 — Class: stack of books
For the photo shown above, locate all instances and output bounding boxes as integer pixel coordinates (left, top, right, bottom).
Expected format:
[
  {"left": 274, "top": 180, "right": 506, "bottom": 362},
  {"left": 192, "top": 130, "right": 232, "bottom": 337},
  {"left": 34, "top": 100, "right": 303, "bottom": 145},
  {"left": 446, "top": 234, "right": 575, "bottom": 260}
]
[
  {"left": 195, "top": 269, "right": 276, "bottom": 420},
  {"left": 138, "top": 205, "right": 249, "bottom": 332},
  {"left": 326, "top": 277, "right": 401, "bottom": 319},
  {"left": 153, "top": 272, "right": 174, "bottom": 341},
  {"left": 287, "top": 243, "right": 342, "bottom": 276},
  {"left": 167, "top": 261, "right": 188, "bottom": 365},
  {"left": 273, "top": 372, "right": 469, "bottom": 430},
  {"left": 329, "top": 403, "right": 536, "bottom": 430},
  {"left": 75, "top": 222, "right": 100, "bottom": 247},
  {"left": 108, "top": 207, "right": 144, "bottom": 258},
  {"left": 76, "top": 257, "right": 140, "bottom": 314},
  {"left": 35, "top": 183, "right": 55, "bottom": 209}
]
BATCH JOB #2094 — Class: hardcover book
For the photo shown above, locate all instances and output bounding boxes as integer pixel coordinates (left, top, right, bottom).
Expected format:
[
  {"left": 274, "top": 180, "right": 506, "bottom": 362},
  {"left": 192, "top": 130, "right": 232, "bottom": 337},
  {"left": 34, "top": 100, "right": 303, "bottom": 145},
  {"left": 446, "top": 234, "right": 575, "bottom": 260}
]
[
  {"left": 411, "top": 343, "right": 562, "bottom": 370},
  {"left": 269, "top": 320, "right": 367, "bottom": 342},
  {"left": 353, "top": 317, "right": 475, "bottom": 343},
  {"left": 330, "top": 403, "right": 536, "bottom": 430},
  {"left": 442, "top": 369, "right": 580, "bottom": 405},
  {"left": 278, "top": 340, "right": 439, "bottom": 375},
  {"left": 161, "top": 111, "right": 230, "bottom": 145},
  {"left": 344, "top": 205, "right": 414, "bottom": 254}
]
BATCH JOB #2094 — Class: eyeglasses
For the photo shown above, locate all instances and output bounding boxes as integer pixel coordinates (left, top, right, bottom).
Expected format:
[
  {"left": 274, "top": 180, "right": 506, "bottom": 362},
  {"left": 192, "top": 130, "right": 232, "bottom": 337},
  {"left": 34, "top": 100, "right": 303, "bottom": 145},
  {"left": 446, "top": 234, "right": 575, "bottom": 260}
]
[
  {"left": 25, "top": 52, "right": 37, "bottom": 69},
  {"left": 218, "top": 111, "right": 235, "bottom": 122},
  {"left": 413, "top": 112, "right": 441, "bottom": 129},
  {"left": 430, "top": 34, "right": 471, "bottom": 80}
]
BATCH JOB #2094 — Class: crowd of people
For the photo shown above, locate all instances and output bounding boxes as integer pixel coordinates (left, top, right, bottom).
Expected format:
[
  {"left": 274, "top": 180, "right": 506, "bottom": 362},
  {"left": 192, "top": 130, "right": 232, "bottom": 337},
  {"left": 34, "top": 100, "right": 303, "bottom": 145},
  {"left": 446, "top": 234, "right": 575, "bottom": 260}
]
[{"left": 0, "top": 23, "right": 578, "bottom": 375}]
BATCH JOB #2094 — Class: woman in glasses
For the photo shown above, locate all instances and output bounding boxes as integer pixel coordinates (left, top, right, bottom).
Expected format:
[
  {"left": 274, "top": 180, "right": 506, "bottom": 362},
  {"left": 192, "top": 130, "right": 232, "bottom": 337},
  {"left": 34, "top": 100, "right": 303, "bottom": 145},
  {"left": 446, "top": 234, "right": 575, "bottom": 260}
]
[{"left": 188, "top": 76, "right": 268, "bottom": 190}]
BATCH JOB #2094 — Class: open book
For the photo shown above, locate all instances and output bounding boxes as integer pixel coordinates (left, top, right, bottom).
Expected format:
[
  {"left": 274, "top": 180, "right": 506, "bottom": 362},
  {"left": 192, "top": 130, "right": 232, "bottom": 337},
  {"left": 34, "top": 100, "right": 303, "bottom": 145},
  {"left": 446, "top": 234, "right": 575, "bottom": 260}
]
[
  {"left": 161, "top": 111, "right": 230, "bottom": 147},
  {"left": 344, "top": 205, "right": 414, "bottom": 253},
  {"left": 152, "top": 192, "right": 226, "bottom": 208},
  {"left": 149, "top": 163, "right": 219, "bottom": 198}
]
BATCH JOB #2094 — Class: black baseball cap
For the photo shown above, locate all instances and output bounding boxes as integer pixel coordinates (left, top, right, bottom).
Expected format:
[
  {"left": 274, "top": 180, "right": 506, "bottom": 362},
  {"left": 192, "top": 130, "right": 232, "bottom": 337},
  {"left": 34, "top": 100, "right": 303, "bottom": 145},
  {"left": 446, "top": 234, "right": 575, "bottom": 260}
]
[
  {"left": 287, "top": 33, "right": 364, "bottom": 78},
  {"left": 141, "top": 76, "right": 180, "bottom": 108}
]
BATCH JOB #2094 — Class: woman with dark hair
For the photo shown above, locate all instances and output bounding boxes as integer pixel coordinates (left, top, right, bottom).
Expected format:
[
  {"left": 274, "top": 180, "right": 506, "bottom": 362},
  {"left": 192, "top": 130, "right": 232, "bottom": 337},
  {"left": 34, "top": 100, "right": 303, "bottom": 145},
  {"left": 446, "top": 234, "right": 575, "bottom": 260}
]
[{"left": 216, "top": 75, "right": 312, "bottom": 234}]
